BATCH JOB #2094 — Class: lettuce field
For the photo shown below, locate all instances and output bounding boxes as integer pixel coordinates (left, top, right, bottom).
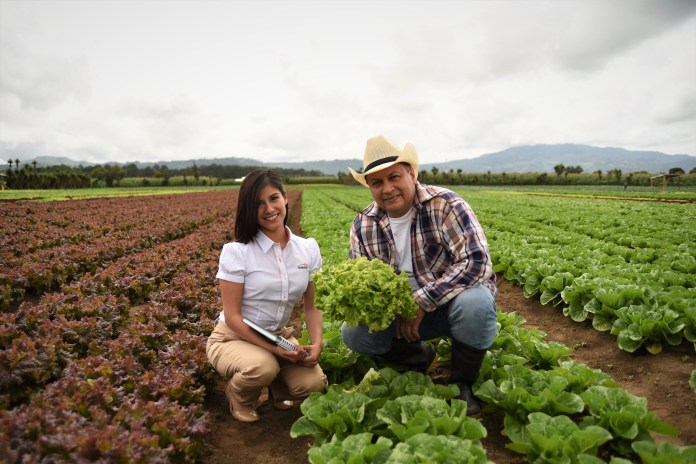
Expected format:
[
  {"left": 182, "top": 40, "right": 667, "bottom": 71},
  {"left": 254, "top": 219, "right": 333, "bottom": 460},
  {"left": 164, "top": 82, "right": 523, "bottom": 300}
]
[{"left": 1, "top": 186, "right": 694, "bottom": 463}]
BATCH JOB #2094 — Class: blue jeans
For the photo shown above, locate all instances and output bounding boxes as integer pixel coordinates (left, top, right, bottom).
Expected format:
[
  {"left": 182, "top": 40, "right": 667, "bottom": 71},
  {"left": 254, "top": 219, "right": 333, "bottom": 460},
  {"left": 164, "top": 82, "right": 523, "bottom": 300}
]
[{"left": 341, "top": 285, "right": 498, "bottom": 354}]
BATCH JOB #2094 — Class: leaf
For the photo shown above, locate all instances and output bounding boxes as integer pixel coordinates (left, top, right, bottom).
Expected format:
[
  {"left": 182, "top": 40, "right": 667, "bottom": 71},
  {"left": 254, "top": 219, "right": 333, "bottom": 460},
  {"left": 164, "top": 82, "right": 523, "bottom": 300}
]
[
  {"left": 645, "top": 344, "right": 663, "bottom": 355},
  {"left": 565, "top": 300, "right": 589, "bottom": 322},
  {"left": 631, "top": 439, "right": 696, "bottom": 464}
]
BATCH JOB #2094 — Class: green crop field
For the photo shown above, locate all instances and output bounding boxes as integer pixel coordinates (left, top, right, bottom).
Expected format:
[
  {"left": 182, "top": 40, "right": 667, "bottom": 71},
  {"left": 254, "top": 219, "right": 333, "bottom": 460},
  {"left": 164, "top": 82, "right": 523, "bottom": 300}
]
[
  {"left": 2, "top": 185, "right": 694, "bottom": 463},
  {"left": 296, "top": 186, "right": 696, "bottom": 463}
]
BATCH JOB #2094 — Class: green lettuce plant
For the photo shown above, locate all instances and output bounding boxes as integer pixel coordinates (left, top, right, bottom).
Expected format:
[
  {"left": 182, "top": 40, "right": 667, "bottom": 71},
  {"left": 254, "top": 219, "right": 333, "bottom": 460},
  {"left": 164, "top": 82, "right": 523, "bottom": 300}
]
[
  {"left": 476, "top": 364, "right": 585, "bottom": 421},
  {"left": 354, "top": 367, "right": 459, "bottom": 401},
  {"left": 680, "top": 306, "right": 696, "bottom": 351},
  {"left": 376, "top": 395, "right": 487, "bottom": 442},
  {"left": 579, "top": 386, "right": 679, "bottom": 455},
  {"left": 505, "top": 412, "right": 613, "bottom": 463},
  {"left": 291, "top": 368, "right": 461, "bottom": 446},
  {"left": 386, "top": 433, "right": 490, "bottom": 463},
  {"left": 290, "top": 387, "right": 382, "bottom": 446},
  {"left": 631, "top": 440, "right": 696, "bottom": 464},
  {"left": 611, "top": 304, "right": 684, "bottom": 354},
  {"left": 313, "top": 257, "right": 418, "bottom": 332},
  {"left": 307, "top": 432, "right": 393, "bottom": 464}
]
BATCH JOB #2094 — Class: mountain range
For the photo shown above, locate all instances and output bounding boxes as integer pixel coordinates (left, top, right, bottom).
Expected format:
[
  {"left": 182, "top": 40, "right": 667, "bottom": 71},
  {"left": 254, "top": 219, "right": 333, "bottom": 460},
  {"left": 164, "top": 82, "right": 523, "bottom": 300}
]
[{"left": 4, "top": 144, "right": 694, "bottom": 175}]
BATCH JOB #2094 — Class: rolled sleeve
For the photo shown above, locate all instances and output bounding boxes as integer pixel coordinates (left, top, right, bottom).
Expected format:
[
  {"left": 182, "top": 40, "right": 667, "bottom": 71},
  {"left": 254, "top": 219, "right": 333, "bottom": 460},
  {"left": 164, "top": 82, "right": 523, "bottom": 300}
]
[{"left": 413, "top": 287, "right": 438, "bottom": 312}]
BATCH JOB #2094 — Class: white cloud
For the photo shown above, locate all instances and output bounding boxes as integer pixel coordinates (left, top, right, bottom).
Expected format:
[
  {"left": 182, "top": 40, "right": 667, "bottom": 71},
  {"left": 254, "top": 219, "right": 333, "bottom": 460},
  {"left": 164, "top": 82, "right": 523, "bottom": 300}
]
[{"left": 0, "top": 0, "right": 694, "bottom": 166}]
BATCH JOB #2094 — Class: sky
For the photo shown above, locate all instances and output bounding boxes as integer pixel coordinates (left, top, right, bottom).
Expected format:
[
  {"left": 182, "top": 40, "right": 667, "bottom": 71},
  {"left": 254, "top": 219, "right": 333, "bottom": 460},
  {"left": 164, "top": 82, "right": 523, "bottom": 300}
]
[{"left": 1, "top": 0, "right": 695, "bottom": 167}]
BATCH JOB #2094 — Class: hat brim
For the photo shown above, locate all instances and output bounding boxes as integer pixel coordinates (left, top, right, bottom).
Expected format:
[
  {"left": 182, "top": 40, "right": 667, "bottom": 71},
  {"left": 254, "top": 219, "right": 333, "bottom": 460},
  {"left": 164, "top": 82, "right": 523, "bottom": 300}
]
[{"left": 349, "top": 143, "right": 419, "bottom": 188}]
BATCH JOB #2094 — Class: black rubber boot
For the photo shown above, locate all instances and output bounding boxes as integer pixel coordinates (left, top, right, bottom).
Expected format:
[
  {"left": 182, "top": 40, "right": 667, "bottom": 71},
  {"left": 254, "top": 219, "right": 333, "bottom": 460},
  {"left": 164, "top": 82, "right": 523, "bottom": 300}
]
[
  {"left": 379, "top": 338, "right": 437, "bottom": 374},
  {"left": 449, "top": 341, "right": 487, "bottom": 417}
]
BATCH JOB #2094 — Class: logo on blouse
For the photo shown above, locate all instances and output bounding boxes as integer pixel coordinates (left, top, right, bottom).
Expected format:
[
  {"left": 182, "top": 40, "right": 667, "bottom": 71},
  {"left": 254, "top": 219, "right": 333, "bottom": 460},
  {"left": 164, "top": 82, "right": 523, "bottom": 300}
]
[{"left": 298, "top": 263, "right": 309, "bottom": 269}]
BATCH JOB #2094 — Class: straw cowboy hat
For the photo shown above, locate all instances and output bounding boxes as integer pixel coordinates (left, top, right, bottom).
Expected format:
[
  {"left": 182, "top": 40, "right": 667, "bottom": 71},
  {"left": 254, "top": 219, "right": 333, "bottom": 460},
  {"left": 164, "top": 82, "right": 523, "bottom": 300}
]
[{"left": 349, "top": 135, "right": 419, "bottom": 188}]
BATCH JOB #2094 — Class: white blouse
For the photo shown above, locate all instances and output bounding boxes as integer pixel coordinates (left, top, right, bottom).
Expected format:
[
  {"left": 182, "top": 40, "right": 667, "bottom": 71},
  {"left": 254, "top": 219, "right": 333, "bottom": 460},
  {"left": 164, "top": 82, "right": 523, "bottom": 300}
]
[{"left": 216, "top": 226, "right": 322, "bottom": 331}]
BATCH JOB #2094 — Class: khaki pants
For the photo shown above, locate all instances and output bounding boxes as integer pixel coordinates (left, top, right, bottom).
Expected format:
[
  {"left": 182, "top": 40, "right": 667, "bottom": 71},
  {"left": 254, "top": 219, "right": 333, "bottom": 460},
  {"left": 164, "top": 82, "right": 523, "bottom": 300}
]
[{"left": 206, "top": 321, "right": 327, "bottom": 408}]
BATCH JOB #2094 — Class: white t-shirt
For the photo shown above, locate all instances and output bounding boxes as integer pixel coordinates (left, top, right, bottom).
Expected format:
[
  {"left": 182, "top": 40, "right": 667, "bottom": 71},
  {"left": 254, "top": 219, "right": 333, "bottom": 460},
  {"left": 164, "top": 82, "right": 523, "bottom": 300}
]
[
  {"left": 215, "top": 227, "right": 322, "bottom": 330},
  {"left": 389, "top": 209, "right": 418, "bottom": 291}
]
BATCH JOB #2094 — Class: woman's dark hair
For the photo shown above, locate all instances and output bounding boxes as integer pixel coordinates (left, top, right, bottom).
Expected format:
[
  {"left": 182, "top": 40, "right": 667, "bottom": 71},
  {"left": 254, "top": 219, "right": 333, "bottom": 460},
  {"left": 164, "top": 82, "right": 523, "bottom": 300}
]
[{"left": 234, "top": 169, "right": 288, "bottom": 243}]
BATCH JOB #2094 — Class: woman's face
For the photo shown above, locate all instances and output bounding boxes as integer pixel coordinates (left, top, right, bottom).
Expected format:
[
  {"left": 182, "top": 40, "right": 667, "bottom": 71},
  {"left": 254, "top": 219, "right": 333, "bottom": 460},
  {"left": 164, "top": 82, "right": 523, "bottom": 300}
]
[{"left": 256, "top": 184, "right": 287, "bottom": 235}]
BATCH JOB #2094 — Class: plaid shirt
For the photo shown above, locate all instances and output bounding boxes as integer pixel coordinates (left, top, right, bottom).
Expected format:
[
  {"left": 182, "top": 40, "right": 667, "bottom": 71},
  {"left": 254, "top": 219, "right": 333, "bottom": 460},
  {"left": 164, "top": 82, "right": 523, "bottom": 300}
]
[{"left": 349, "top": 182, "right": 496, "bottom": 312}]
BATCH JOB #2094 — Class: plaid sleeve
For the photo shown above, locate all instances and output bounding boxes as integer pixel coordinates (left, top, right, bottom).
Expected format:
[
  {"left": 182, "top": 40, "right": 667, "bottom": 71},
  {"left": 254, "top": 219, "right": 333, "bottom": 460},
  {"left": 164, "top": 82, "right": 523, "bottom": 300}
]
[
  {"left": 349, "top": 214, "right": 367, "bottom": 259},
  {"left": 412, "top": 196, "right": 494, "bottom": 311}
]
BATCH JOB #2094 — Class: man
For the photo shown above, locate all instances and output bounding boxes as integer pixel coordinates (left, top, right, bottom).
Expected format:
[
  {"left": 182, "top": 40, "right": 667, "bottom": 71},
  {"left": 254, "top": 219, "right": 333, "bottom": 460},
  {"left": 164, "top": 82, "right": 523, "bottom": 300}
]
[{"left": 341, "top": 135, "right": 498, "bottom": 416}]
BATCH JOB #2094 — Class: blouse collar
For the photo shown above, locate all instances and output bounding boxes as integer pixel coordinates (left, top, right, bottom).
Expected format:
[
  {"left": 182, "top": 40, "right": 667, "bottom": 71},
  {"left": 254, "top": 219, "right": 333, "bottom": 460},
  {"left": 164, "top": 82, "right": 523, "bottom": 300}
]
[{"left": 255, "top": 226, "right": 293, "bottom": 253}]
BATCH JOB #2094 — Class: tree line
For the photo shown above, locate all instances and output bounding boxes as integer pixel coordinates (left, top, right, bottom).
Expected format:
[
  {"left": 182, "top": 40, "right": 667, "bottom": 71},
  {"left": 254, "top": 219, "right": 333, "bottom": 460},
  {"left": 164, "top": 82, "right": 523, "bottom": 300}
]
[
  {"left": 336, "top": 164, "right": 695, "bottom": 187},
  {"left": 2, "top": 158, "right": 694, "bottom": 190},
  {"left": 0, "top": 160, "right": 324, "bottom": 190}
]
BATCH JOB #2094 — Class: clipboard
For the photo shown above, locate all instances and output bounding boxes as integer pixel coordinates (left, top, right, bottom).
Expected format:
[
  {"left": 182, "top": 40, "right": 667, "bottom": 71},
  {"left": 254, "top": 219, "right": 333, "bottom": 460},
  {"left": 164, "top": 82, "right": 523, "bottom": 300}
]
[{"left": 242, "top": 317, "right": 297, "bottom": 352}]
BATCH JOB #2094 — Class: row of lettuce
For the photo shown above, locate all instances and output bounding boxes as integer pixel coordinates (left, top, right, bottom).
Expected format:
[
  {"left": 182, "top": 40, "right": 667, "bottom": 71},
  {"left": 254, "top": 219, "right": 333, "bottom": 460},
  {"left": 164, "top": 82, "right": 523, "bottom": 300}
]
[
  {"left": 299, "top": 187, "right": 696, "bottom": 463},
  {"left": 472, "top": 190, "right": 696, "bottom": 356},
  {"left": 0, "top": 192, "right": 234, "bottom": 311}
]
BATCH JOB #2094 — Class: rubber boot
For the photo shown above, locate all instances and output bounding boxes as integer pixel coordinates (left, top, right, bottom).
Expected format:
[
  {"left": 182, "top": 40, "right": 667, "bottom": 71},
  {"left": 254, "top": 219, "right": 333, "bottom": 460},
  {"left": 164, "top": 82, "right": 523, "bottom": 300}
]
[
  {"left": 449, "top": 341, "right": 487, "bottom": 417},
  {"left": 379, "top": 338, "right": 437, "bottom": 374}
]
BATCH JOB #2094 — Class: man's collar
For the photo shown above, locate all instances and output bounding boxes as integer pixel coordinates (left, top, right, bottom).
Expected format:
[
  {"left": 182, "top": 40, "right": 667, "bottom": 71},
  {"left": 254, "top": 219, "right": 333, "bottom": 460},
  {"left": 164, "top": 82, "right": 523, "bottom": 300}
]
[{"left": 414, "top": 181, "right": 436, "bottom": 206}]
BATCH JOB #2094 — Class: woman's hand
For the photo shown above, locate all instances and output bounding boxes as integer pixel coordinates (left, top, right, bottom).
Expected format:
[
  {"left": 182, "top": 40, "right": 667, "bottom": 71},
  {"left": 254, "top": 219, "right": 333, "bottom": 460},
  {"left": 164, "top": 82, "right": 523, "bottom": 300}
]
[
  {"left": 274, "top": 343, "right": 310, "bottom": 363},
  {"left": 298, "top": 343, "right": 322, "bottom": 367}
]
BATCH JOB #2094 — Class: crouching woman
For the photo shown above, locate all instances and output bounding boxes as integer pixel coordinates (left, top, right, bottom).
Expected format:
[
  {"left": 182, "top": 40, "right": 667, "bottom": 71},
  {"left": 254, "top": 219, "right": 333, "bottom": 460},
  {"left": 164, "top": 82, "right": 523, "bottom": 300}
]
[{"left": 206, "top": 169, "right": 327, "bottom": 422}]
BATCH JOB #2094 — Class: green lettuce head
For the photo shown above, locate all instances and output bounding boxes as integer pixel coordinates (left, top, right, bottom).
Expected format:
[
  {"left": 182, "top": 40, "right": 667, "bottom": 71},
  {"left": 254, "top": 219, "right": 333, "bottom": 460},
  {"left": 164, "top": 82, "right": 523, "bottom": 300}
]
[{"left": 313, "top": 257, "right": 419, "bottom": 332}]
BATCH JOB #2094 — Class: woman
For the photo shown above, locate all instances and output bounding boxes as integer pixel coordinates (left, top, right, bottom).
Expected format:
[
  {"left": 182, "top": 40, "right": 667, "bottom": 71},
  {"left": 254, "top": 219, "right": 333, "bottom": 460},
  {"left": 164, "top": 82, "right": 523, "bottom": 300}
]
[{"left": 206, "top": 169, "right": 327, "bottom": 422}]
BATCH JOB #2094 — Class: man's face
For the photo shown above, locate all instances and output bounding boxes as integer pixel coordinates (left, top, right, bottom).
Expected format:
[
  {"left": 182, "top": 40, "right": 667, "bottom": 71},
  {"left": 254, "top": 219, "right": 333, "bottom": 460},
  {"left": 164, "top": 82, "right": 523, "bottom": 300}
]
[{"left": 365, "top": 163, "right": 417, "bottom": 218}]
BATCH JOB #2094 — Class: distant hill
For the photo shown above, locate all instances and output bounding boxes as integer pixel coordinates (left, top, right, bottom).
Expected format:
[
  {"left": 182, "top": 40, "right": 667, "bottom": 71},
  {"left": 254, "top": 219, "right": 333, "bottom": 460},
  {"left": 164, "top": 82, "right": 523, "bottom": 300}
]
[
  {"left": 418, "top": 144, "right": 696, "bottom": 175},
  {"left": 4, "top": 144, "right": 694, "bottom": 175},
  {"left": 22, "top": 156, "right": 97, "bottom": 168}
]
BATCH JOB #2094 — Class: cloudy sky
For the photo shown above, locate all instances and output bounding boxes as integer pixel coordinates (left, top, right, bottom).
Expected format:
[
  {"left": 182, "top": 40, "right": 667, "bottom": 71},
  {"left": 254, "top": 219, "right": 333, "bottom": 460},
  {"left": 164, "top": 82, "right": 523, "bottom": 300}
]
[{"left": 1, "top": 0, "right": 695, "bottom": 166}]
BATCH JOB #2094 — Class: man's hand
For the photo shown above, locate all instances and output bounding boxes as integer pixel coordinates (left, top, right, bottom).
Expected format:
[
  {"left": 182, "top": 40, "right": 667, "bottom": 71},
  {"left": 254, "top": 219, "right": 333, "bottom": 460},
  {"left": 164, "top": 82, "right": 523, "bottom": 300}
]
[{"left": 396, "top": 309, "right": 425, "bottom": 342}]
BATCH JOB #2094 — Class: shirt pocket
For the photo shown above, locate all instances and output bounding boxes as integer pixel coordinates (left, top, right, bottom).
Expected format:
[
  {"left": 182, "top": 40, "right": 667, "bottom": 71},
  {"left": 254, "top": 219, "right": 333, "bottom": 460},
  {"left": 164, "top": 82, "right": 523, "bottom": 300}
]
[{"left": 424, "top": 243, "right": 448, "bottom": 273}]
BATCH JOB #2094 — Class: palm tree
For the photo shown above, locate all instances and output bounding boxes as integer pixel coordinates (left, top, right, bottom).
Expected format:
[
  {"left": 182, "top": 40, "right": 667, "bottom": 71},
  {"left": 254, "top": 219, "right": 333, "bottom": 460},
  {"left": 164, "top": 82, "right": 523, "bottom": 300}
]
[
  {"left": 14, "top": 159, "right": 20, "bottom": 171},
  {"left": 192, "top": 163, "right": 200, "bottom": 184}
]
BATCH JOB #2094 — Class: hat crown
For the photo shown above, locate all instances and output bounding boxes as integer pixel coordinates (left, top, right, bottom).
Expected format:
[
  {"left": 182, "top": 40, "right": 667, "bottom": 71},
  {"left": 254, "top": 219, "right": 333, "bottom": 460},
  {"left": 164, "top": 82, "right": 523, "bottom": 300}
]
[
  {"left": 363, "top": 136, "right": 401, "bottom": 169},
  {"left": 349, "top": 134, "right": 419, "bottom": 187}
]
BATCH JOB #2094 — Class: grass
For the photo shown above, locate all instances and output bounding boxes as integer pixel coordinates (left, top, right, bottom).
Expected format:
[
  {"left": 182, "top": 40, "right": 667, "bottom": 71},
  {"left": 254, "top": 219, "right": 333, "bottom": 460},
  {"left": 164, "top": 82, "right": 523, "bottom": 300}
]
[
  {"left": 452, "top": 185, "right": 696, "bottom": 201},
  {"left": 0, "top": 185, "right": 237, "bottom": 202}
]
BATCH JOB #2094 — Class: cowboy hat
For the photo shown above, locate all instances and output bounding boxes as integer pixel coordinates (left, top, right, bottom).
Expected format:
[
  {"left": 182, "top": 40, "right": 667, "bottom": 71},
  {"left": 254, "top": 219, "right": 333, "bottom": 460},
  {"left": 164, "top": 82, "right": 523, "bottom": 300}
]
[{"left": 349, "top": 135, "right": 419, "bottom": 187}]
